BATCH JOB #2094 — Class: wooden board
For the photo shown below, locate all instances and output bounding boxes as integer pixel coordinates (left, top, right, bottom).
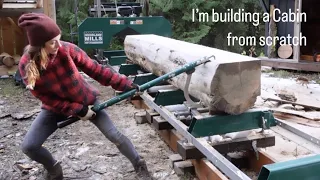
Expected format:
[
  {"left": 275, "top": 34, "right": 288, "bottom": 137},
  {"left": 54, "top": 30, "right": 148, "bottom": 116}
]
[
  {"left": 274, "top": 112, "right": 320, "bottom": 128},
  {"left": 43, "top": 0, "right": 56, "bottom": 22},
  {"left": 260, "top": 58, "right": 320, "bottom": 73},
  {"left": 0, "top": 17, "right": 27, "bottom": 56},
  {"left": 272, "top": 108, "right": 320, "bottom": 121},
  {"left": 3, "top": 3, "right": 37, "bottom": 9},
  {"left": 0, "top": 64, "right": 18, "bottom": 76}
]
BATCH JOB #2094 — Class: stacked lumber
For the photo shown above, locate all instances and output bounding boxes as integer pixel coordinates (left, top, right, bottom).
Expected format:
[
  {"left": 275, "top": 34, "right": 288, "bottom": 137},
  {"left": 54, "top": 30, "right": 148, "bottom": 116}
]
[
  {"left": 0, "top": 0, "right": 43, "bottom": 9},
  {"left": 0, "top": 52, "right": 20, "bottom": 76},
  {"left": 124, "top": 34, "right": 261, "bottom": 115}
]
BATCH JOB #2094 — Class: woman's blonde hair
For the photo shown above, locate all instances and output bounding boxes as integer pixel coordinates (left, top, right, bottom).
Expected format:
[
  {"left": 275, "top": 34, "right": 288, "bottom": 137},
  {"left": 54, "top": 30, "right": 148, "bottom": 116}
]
[{"left": 23, "top": 45, "right": 48, "bottom": 90}]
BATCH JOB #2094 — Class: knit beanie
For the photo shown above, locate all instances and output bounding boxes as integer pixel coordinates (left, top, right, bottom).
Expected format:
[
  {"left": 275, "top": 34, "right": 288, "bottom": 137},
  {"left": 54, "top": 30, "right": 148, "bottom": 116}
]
[{"left": 18, "top": 13, "right": 61, "bottom": 47}]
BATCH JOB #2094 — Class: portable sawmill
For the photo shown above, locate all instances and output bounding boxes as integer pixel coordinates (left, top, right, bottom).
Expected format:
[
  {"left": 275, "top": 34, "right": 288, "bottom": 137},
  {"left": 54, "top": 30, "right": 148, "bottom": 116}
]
[{"left": 61, "top": 1, "right": 320, "bottom": 179}]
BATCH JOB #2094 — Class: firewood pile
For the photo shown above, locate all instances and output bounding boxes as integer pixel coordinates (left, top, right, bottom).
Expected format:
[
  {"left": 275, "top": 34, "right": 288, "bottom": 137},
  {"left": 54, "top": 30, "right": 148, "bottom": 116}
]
[{"left": 0, "top": 52, "right": 20, "bottom": 77}]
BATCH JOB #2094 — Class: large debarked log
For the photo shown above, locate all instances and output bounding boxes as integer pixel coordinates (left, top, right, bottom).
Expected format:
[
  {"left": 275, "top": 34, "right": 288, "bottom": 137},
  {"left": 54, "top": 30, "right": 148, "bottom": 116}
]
[{"left": 124, "top": 34, "right": 261, "bottom": 115}]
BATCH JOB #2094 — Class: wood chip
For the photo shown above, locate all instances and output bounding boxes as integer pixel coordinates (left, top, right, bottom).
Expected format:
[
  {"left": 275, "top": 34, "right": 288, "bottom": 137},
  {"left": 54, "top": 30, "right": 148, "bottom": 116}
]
[{"left": 15, "top": 163, "right": 33, "bottom": 171}]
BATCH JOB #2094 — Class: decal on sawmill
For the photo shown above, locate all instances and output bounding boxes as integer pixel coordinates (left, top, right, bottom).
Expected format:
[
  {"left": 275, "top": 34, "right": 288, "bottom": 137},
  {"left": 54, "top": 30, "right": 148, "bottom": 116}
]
[
  {"left": 83, "top": 31, "right": 103, "bottom": 44},
  {"left": 130, "top": 20, "right": 143, "bottom": 24},
  {"left": 109, "top": 20, "right": 125, "bottom": 25}
]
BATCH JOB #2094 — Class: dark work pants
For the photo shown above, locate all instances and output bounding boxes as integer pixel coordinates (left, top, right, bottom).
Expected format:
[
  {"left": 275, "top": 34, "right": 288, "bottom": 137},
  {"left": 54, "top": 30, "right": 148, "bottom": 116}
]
[{"left": 21, "top": 101, "right": 140, "bottom": 170}]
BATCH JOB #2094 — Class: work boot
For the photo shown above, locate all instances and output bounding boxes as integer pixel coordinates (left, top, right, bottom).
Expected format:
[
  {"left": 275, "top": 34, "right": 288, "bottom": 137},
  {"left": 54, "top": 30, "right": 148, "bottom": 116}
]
[
  {"left": 134, "top": 159, "right": 153, "bottom": 180},
  {"left": 43, "top": 161, "right": 63, "bottom": 180}
]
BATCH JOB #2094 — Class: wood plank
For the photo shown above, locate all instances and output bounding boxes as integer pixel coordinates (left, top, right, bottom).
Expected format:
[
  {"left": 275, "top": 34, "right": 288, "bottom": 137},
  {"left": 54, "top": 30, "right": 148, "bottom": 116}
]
[
  {"left": 260, "top": 58, "right": 320, "bottom": 72},
  {"left": 158, "top": 129, "right": 182, "bottom": 152},
  {"left": 271, "top": 108, "right": 320, "bottom": 121},
  {"left": 300, "top": 55, "right": 320, "bottom": 62},
  {"left": 1, "top": 18, "right": 15, "bottom": 55},
  {"left": 36, "top": 0, "right": 42, "bottom": 8},
  {"left": 247, "top": 150, "right": 277, "bottom": 173},
  {"left": 191, "top": 159, "right": 229, "bottom": 180},
  {"left": 13, "top": 16, "right": 26, "bottom": 56},
  {"left": 0, "top": 64, "right": 18, "bottom": 76},
  {"left": 3, "top": 0, "right": 36, "bottom": 2},
  {"left": 130, "top": 98, "right": 149, "bottom": 109},
  {"left": 293, "top": 0, "right": 302, "bottom": 61},
  {"left": 274, "top": 112, "right": 320, "bottom": 128},
  {"left": 153, "top": 116, "right": 173, "bottom": 130},
  {"left": 0, "top": 8, "right": 43, "bottom": 17},
  {"left": 3, "top": 3, "right": 37, "bottom": 8},
  {"left": 43, "top": 0, "right": 55, "bottom": 22},
  {"left": 0, "top": 21, "right": 3, "bottom": 54}
]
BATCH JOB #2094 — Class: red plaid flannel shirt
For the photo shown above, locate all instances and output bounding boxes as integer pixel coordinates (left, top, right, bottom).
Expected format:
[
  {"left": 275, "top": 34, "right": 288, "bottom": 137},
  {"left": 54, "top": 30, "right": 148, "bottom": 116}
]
[{"left": 19, "top": 41, "right": 133, "bottom": 116}]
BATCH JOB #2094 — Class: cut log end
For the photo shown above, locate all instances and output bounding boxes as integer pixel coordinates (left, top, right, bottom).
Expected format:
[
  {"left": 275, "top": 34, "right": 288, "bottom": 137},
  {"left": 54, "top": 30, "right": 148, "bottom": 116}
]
[{"left": 209, "top": 61, "right": 261, "bottom": 115}]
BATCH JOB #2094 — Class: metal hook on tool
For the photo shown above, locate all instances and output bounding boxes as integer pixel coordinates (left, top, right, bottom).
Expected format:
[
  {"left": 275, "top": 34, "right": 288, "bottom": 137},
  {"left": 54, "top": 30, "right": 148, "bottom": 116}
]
[
  {"left": 183, "top": 55, "right": 215, "bottom": 108},
  {"left": 203, "top": 55, "right": 216, "bottom": 63}
]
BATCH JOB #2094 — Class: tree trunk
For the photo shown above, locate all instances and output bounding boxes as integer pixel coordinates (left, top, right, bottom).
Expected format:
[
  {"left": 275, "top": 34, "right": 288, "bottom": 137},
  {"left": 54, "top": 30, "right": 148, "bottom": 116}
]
[{"left": 124, "top": 35, "right": 261, "bottom": 115}]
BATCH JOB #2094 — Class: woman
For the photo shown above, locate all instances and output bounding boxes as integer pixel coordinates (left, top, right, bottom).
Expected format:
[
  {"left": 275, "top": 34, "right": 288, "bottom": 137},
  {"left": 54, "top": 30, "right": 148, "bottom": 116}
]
[{"left": 18, "top": 13, "right": 151, "bottom": 180}]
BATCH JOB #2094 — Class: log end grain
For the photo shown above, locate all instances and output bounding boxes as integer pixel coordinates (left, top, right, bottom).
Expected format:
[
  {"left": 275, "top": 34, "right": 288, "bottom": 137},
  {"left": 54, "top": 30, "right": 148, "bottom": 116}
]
[{"left": 209, "top": 60, "right": 261, "bottom": 115}]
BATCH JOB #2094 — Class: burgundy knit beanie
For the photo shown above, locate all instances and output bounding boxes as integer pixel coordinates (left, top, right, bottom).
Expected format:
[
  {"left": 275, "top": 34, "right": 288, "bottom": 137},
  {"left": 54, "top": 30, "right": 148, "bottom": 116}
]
[{"left": 18, "top": 13, "right": 61, "bottom": 47}]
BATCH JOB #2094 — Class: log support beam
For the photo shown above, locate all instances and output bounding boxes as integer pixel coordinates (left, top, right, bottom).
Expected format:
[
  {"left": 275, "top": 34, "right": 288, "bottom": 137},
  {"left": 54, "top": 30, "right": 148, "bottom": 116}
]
[{"left": 153, "top": 126, "right": 276, "bottom": 180}]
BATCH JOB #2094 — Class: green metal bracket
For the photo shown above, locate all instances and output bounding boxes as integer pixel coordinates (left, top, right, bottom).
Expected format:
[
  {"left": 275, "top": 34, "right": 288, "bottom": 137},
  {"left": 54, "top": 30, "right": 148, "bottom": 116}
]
[
  {"left": 188, "top": 109, "right": 276, "bottom": 137},
  {"left": 108, "top": 55, "right": 127, "bottom": 66},
  {"left": 258, "top": 154, "right": 320, "bottom": 180},
  {"left": 118, "top": 64, "right": 141, "bottom": 76},
  {"left": 103, "top": 50, "right": 125, "bottom": 59},
  {"left": 78, "top": 16, "right": 172, "bottom": 49},
  {"left": 154, "top": 89, "right": 186, "bottom": 106},
  {"left": 133, "top": 73, "right": 158, "bottom": 85}
]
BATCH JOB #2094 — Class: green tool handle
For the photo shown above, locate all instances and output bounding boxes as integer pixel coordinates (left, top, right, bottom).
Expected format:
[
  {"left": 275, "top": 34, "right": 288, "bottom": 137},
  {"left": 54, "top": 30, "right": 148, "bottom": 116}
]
[{"left": 57, "top": 56, "right": 212, "bottom": 128}]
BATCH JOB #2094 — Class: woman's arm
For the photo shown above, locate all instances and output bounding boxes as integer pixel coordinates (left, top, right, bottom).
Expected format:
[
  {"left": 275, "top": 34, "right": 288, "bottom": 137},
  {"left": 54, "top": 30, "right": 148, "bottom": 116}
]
[
  {"left": 66, "top": 42, "right": 133, "bottom": 92},
  {"left": 19, "top": 55, "right": 85, "bottom": 116}
]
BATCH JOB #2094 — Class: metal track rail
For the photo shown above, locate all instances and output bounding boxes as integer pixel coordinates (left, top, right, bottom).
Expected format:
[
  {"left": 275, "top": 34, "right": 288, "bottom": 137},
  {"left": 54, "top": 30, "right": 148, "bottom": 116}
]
[
  {"left": 140, "top": 92, "right": 252, "bottom": 180},
  {"left": 275, "top": 119, "right": 320, "bottom": 147}
]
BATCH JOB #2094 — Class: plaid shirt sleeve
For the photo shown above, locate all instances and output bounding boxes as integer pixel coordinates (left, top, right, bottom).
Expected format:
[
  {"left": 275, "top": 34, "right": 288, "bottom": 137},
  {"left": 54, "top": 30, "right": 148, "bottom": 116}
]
[
  {"left": 19, "top": 55, "right": 84, "bottom": 116},
  {"left": 68, "top": 43, "right": 133, "bottom": 92},
  {"left": 30, "top": 90, "right": 83, "bottom": 116}
]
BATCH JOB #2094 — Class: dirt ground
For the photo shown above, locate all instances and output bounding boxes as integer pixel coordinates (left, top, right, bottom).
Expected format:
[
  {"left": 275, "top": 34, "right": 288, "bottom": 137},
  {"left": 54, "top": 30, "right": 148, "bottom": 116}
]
[{"left": 0, "top": 78, "right": 188, "bottom": 180}]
